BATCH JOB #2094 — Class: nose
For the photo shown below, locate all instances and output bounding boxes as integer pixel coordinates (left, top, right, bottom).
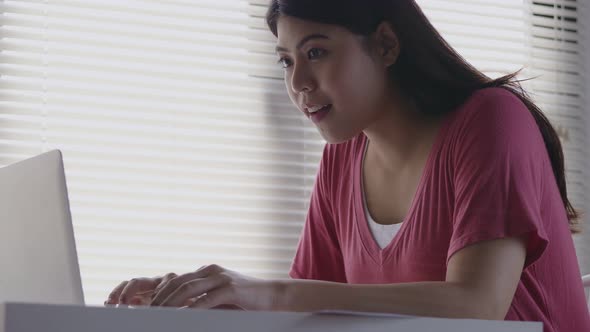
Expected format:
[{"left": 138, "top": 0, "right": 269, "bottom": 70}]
[{"left": 290, "top": 63, "right": 316, "bottom": 95}]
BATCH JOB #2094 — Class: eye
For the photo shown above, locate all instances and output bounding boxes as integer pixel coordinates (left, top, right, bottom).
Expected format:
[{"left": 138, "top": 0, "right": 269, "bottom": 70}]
[
  {"left": 277, "top": 56, "right": 293, "bottom": 69},
  {"left": 307, "top": 48, "right": 325, "bottom": 59}
]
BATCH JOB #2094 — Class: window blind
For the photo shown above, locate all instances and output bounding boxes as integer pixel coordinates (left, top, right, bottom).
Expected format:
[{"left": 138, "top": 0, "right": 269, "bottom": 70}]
[
  {"left": 0, "top": 0, "right": 313, "bottom": 305},
  {"left": 581, "top": 0, "right": 590, "bottom": 278},
  {"left": 0, "top": 0, "right": 586, "bottom": 305},
  {"left": 526, "top": 0, "right": 589, "bottom": 275}
]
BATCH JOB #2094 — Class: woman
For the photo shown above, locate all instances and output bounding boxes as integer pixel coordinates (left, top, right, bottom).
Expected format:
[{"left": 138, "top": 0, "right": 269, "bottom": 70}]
[{"left": 106, "top": 1, "right": 590, "bottom": 330}]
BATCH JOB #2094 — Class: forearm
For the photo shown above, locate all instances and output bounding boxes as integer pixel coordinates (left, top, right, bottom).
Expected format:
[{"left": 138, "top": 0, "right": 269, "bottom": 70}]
[{"left": 273, "top": 279, "right": 503, "bottom": 320}]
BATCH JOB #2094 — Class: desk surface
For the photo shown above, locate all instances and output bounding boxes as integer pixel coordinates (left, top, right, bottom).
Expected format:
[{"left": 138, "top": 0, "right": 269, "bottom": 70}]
[{"left": 0, "top": 302, "right": 542, "bottom": 332}]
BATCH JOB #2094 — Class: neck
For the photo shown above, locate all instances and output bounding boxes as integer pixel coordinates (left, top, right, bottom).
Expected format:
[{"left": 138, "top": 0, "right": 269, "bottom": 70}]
[{"left": 362, "top": 94, "right": 444, "bottom": 174}]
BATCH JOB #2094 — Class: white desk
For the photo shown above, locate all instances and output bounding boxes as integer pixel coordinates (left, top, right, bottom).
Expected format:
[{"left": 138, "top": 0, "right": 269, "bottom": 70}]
[{"left": 0, "top": 302, "right": 542, "bottom": 332}]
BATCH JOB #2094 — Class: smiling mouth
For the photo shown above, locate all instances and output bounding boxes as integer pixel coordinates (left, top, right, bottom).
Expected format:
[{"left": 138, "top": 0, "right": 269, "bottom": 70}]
[
  {"left": 307, "top": 104, "right": 333, "bottom": 124},
  {"left": 304, "top": 104, "right": 332, "bottom": 117}
]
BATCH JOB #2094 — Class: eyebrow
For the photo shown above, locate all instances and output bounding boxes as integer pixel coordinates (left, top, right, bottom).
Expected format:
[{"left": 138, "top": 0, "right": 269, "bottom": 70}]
[{"left": 275, "top": 34, "right": 330, "bottom": 53}]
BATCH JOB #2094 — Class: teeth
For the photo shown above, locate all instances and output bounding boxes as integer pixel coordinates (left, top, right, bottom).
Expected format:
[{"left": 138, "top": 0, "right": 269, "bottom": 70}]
[{"left": 308, "top": 104, "right": 330, "bottom": 113}]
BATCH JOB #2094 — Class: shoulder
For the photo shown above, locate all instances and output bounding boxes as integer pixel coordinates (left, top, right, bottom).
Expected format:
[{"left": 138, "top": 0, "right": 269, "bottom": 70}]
[
  {"left": 442, "top": 87, "right": 548, "bottom": 167},
  {"left": 444, "top": 87, "right": 542, "bottom": 146},
  {"left": 452, "top": 87, "right": 535, "bottom": 130}
]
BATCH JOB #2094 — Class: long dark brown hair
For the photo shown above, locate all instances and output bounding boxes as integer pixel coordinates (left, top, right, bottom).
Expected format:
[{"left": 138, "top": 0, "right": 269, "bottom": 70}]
[{"left": 266, "top": 0, "right": 581, "bottom": 233}]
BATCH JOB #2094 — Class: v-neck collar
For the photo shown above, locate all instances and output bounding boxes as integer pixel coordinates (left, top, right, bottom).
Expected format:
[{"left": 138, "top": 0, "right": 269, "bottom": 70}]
[{"left": 353, "top": 118, "right": 451, "bottom": 266}]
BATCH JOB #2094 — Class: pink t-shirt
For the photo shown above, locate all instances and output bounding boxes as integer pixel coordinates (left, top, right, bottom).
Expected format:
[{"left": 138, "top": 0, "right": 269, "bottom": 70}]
[{"left": 290, "top": 87, "right": 590, "bottom": 331}]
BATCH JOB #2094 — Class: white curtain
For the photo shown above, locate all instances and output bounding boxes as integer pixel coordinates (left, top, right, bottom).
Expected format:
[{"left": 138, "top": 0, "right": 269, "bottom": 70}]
[{"left": 0, "top": 0, "right": 586, "bottom": 305}]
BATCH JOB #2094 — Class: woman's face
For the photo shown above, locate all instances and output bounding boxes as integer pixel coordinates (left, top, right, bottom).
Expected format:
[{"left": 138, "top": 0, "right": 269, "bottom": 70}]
[{"left": 276, "top": 16, "right": 392, "bottom": 143}]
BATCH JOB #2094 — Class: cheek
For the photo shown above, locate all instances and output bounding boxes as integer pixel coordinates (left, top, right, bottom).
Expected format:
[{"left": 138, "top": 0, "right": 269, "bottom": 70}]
[
  {"left": 328, "top": 59, "right": 382, "bottom": 107},
  {"left": 284, "top": 76, "right": 297, "bottom": 106}
]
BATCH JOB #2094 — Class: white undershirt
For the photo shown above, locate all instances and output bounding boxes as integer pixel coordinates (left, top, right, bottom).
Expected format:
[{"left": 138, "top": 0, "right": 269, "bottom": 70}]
[
  {"left": 362, "top": 141, "right": 403, "bottom": 249},
  {"left": 364, "top": 190, "right": 403, "bottom": 249}
]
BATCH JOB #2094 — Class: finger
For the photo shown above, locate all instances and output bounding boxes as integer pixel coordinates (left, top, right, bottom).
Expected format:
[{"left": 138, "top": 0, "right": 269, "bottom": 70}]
[
  {"left": 129, "top": 296, "right": 144, "bottom": 306},
  {"left": 151, "top": 266, "right": 222, "bottom": 306},
  {"left": 184, "top": 297, "right": 198, "bottom": 306},
  {"left": 188, "top": 287, "right": 234, "bottom": 310},
  {"left": 212, "top": 304, "right": 243, "bottom": 310},
  {"left": 119, "top": 278, "right": 159, "bottom": 305},
  {"left": 154, "top": 273, "right": 229, "bottom": 307},
  {"left": 199, "top": 264, "right": 224, "bottom": 276},
  {"left": 152, "top": 273, "right": 177, "bottom": 299},
  {"left": 155, "top": 277, "right": 222, "bottom": 307},
  {"left": 106, "top": 281, "right": 128, "bottom": 305},
  {"left": 150, "top": 272, "right": 198, "bottom": 306}
]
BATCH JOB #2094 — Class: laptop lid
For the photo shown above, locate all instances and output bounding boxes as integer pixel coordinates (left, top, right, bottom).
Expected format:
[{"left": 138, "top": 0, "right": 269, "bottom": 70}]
[{"left": 0, "top": 150, "right": 85, "bottom": 305}]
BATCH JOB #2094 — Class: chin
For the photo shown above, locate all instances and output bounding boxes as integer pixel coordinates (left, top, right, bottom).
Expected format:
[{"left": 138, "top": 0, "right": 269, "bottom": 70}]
[{"left": 320, "top": 130, "right": 361, "bottom": 145}]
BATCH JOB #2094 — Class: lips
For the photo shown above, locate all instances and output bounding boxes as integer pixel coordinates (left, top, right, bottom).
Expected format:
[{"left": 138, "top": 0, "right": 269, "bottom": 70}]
[
  {"left": 309, "top": 104, "right": 332, "bottom": 124},
  {"left": 303, "top": 103, "right": 332, "bottom": 118}
]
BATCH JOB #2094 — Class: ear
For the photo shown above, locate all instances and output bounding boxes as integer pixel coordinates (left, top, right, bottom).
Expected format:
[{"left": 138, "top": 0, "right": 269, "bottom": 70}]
[{"left": 373, "top": 21, "right": 400, "bottom": 67}]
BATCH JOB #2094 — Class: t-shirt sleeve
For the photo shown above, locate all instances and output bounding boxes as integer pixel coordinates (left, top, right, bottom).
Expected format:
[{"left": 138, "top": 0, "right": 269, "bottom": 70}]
[
  {"left": 289, "top": 144, "right": 347, "bottom": 283},
  {"left": 448, "top": 89, "right": 549, "bottom": 269}
]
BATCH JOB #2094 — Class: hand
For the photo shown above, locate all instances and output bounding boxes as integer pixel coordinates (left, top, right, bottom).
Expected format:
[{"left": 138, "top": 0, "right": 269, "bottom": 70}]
[
  {"left": 105, "top": 272, "right": 179, "bottom": 306},
  {"left": 150, "top": 264, "right": 281, "bottom": 311}
]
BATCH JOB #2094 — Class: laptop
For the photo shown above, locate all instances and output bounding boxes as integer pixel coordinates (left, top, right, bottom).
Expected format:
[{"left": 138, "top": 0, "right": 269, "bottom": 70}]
[{"left": 0, "top": 150, "right": 85, "bottom": 306}]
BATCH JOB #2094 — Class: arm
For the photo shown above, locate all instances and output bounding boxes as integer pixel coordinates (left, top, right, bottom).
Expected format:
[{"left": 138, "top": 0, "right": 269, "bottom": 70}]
[
  {"left": 149, "top": 234, "right": 526, "bottom": 316},
  {"left": 151, "top": 92, "right": 539, "bottom": 315},
  {"left": 277, "top": 236, "right": 526, "bottom": 320}
]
